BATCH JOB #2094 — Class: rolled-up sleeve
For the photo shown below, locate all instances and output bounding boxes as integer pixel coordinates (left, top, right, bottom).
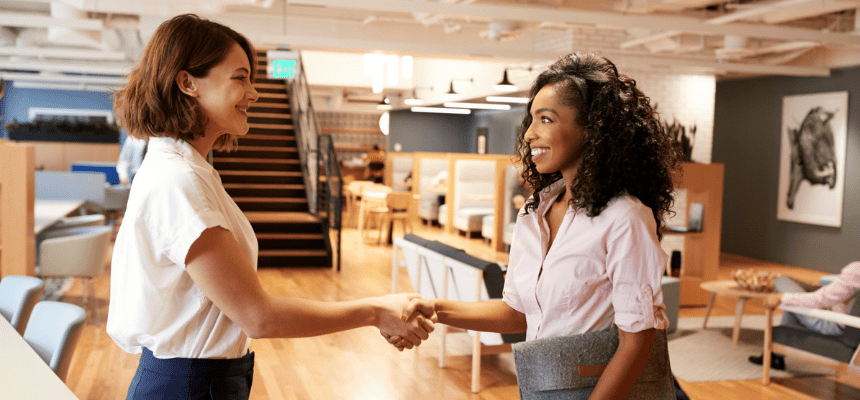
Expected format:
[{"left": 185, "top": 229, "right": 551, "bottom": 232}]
[{"left": 607, "top": 207, "right": 669, "bottom": 333}]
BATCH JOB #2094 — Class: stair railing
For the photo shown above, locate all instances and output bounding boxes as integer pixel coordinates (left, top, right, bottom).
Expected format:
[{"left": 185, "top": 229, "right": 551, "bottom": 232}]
[{"left": 285, "top": 55, "right": 342, "bottom": 271}]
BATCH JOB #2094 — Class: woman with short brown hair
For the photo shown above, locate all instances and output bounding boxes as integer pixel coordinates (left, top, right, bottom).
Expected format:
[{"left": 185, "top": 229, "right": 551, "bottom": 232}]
[{"left": 107, "top": 14, "right": 435, "bottom": 400}]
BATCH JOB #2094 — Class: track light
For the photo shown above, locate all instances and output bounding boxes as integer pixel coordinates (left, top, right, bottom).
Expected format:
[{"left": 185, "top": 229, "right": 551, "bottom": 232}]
[
  {"left": 493, "top": 69, "right": 517, "bottom": 92},
  {"left": 376, "top": 95, "right": 392, "bottom": 110}
]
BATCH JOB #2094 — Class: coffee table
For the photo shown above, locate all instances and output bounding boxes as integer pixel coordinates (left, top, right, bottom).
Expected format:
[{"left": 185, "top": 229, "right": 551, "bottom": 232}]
[{"left": 700, "top": 280, "right": 774, "bottom": 345}]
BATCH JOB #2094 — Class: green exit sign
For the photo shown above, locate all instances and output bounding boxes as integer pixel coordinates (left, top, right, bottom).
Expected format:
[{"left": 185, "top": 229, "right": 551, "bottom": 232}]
[{"left": 272, "top": 59, "right": 296, "bottom": 79}]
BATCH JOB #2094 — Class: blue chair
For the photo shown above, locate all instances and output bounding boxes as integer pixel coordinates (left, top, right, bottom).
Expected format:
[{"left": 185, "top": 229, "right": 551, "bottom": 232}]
[
  {"left": 23, "top": 301, "right": 87, "bottom": 382},
  {"left": 0, "top": 276, "right": 45, "bottom": 335}
]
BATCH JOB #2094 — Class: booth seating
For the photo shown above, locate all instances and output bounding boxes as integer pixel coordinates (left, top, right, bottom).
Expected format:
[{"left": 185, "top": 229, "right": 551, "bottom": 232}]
[
  {"left": 392, "top": 234, "right": 525, "bottom": 393},
  {"left": 35, "top": 171, "right": 105, "bottom": 207},
  {"left": 481, "top": 216, "right": 514, "bottom": 247},
  {"left": 451, "top": 159, "right": 495, "bottom": 236},
  {"left": 481, "top": 164, "right": 521, "bottom": 246},
  {"left": 388, "top": 155, "right": 413, "bottom": 193},
  {"left": 416, "top": 157, "right": 448, "bottom": 224}
]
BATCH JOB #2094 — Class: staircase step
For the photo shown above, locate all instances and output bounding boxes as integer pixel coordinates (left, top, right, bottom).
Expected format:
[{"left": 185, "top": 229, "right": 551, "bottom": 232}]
[
  {"left": 249, "top": 103, "right": 289, "bottom": 112},
  {"left": 221, "top": 146, "right": 298, "bottom": 159},
  {"left": 212, "top": 158, "right": 302, "bottom": 172},
  {"left": 253, "top": 83, "right": 286, "bottom": 90},
  {"left": 224, "top": 183, "right": 306, "bottom": 198},
  {"left": 257, "top": 249, "right": 329, "bottom": 268},
  {"left": 254, "top": 78, "right": 288, "bottom": 86},
  {"left": 248, "top": 127, "right": 294, "bottom": 136},
  {"left": 220, "top": 170, "right": 303, "bottom": 184},
  {"left": 258, "top": 92, "right": 287, "bottom": 99},
  {"left": 238, "top": 135, "right": 296, "bottom": 148},
  {"left": 234, "top": 197, "right": 309, "bottom": 212},
  {"left": 249, "top": 122, "right": 293, "bottom": 130},
  {"left": 248, "top": 116, "right": 292, "bottom": 125},
  {"left": 245, "top": 211, "right": 319, "bottom": 224},
  {"left": 257, "top": 233, "right": 325, "bottom": 250}
]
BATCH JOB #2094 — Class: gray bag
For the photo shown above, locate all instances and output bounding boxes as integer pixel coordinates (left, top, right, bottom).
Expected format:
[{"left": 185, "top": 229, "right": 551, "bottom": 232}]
[{"left": 512, "top": 326, "right": 674, "bottom": 400}]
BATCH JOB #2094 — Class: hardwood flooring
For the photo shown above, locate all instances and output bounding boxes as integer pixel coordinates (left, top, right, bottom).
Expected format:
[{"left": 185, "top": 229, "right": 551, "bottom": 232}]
[{"left": 59, "top": 222, "right": 859, "bottom": 399}]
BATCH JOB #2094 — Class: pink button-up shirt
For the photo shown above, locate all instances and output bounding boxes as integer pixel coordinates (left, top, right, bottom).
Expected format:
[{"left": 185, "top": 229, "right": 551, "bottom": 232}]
[
  {"left": 503, "top": 180, "right": 670, "bottom": 341},
  {"left": 782, "top": 261, "right": 860, "bottom": 315}
]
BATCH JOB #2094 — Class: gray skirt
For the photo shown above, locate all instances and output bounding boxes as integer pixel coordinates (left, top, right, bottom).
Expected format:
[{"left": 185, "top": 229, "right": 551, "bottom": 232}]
[{"left": 512, "top": 326, "right": 674, "bottom": 400}]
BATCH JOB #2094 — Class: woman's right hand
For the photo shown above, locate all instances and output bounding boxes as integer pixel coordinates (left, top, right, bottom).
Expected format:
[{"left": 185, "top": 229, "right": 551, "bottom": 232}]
[{"left": 764, "top": 293, "right": 783, "bottom": 310}]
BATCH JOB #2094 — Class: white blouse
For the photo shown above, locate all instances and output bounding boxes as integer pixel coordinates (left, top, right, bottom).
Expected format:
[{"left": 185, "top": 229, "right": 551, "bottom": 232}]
[
  {"left": 107, "top": 137, "right": 258, "bottom": 359},
  {"left": 503, "top": 180, "right": 669, "bottom": 341}
]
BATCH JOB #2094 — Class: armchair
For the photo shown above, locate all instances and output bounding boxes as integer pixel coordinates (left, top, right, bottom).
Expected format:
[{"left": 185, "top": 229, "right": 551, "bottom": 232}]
[{"left": 762, "top": 292, "right": 860, "bottom": 384}]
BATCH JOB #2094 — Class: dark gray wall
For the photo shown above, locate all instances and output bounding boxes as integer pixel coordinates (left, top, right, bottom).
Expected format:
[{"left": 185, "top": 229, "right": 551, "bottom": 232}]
[
  {"left": 388, "top": 110, "right": 472, "bottom": 153},
  {"left": 713, "top": 65, "right": 860, "bottom": 274},
  {"left": 388, "top": 107, "right": 526, "bottom": 156},
  {"left": 470, "top": 107, "right": 526, "bottom": 156}
]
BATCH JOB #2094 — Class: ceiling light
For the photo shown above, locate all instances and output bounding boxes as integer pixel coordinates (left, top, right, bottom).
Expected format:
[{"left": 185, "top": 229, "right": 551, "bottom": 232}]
[
  {"left": 411, "top": 107, "right": 471, "bottom": 115},
  {"left": 443, "top": 102, "right": 511, "bottom": 110},
  {"left": 486, "top": 96, "right": 530, "bottom": 104},
  {"left": 376, "top": 95, "right": 392, "bottom": 110},
  {"left": 493, "top": 69, "right": 518, "bottom": 92},
  {"left": 445, "top": 80, "right": 458, "bottom": 96}
]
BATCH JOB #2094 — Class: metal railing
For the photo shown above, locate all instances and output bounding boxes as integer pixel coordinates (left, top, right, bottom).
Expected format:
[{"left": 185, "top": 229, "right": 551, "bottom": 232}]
[{"left": 286, "top": 55, "right": 342, "bottom": 271}]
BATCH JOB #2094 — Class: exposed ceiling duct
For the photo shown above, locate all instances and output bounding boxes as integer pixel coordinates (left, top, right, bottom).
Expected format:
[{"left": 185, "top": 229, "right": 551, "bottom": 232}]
[{"left": 47, "top": 0, "right": 101, "bottom": 49}]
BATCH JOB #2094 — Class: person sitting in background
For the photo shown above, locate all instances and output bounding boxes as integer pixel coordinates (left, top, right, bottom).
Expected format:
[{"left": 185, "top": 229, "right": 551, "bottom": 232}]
[
  {"left": 749, "top": 261, "right": 860, "bottom": 370},
  {"left": 363, "top": 145, "right": 386, "bottom": 183},
  {"left": 116, "top": 135, "right": 147, "bottom": 185}
]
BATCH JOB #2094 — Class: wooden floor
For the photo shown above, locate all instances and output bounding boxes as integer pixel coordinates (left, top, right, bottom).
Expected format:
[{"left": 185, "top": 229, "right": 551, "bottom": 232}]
[{"left": 60, "top": 221, "right": 860, "bottom": 400}]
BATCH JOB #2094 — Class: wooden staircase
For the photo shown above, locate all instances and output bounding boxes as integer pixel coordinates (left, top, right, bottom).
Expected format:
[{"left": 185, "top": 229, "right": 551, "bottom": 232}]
[{"left": 211, "top": 52, "right": 329, "bottom": 268}]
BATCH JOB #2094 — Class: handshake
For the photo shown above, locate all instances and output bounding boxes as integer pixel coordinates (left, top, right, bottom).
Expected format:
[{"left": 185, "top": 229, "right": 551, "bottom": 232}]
[{"left": 375, "top": 294, "right": 437, "bottom": 352}]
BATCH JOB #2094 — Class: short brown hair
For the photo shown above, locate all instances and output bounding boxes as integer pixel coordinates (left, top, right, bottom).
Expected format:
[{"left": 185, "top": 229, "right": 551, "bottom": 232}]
[{"left": 114, "top": 14, "right": 256, "bottom": 151}]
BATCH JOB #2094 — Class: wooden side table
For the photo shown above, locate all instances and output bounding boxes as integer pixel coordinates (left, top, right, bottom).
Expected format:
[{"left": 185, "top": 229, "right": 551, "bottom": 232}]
[{"left": 699, "top": 280, "right": 774, "bottom": 345}]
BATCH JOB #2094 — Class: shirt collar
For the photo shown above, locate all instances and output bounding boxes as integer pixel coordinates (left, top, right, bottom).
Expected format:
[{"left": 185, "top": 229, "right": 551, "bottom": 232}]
[
  {"left": 147, "top": 136, "right": 216, "bottom": 175},
  {"left": 536, "top": 179, "right": 567, "bottom": 214}
]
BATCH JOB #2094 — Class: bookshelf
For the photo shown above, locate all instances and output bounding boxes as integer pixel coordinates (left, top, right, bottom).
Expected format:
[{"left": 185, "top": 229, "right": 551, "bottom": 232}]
[{"left": 664, "top": 162, "right": 725, "bottom": 306}]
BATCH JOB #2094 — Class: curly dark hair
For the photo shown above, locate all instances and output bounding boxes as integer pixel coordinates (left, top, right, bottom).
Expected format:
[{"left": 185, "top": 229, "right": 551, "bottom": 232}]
[{"left": 515, "top": 53, "right": 680, "bottom": 240}]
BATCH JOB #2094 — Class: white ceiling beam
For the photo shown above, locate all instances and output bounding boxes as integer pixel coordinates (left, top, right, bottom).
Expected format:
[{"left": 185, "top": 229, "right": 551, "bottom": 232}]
[
  {"left": 0, "top": 47, "right": 125, "bottom": 60},
  {"left": 706, "top": 0, "right": 859, "bottom": 25},
  {"left": 759, "top": 0, "right": 860, "bottom": 24},
  {"left": 289, "top": 0, "right": 860, "bottom": 45},
  {"left": 0, "top": 72, "right": 126, "bottom": 85},
  {"left": 0, "top": 59, "right": 129, "bottom": 75},
  {"left": 620, "top": 31, "right": 682, "bottom": 49},
  {"left": 706, "top": 0, "right": 813, "bottom": 24},
  {"left": 0, "top": 11, "right": 103, "bottom": 30},
  {"left": 623, "top": 0, "right": 728, "bottom": 13},
  {"left": 262, "top": 33, "right": 830, "bottom": 77}
]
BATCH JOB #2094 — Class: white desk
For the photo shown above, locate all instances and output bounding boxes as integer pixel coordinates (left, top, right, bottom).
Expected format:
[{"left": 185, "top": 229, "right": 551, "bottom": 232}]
[
  {"left": 34, "top": 200, "right": 86, "bottom": 235},
  {"left": 0, "top": 318, "right": 79, "bottom": 399}
]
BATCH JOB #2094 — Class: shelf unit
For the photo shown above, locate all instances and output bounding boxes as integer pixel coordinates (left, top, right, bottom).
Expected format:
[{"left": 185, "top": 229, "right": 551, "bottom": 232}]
[{"left": 664, "top": 162, "right": 725, "bottom": 306}]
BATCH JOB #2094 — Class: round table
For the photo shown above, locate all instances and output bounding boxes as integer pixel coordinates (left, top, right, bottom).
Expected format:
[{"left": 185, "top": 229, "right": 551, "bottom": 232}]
[{"left": 699, "top": 280, "right": 775, "bottom": 345}]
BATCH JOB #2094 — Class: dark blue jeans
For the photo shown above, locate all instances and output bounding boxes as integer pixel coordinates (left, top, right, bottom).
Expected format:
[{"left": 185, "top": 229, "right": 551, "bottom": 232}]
[{"left": 126, "top": 348, "right": 254, "bottom": 400}]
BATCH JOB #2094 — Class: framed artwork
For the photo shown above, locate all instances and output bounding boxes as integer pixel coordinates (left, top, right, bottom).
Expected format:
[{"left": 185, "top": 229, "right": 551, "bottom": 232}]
[{"left": 776, "top": 91, "right": 848, "bottom": 227}]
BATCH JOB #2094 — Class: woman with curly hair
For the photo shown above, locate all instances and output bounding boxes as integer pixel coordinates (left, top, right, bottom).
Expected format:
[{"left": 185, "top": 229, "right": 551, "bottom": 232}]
[{"left": 394, "top": 53, "right": 680, "bottom": 399}]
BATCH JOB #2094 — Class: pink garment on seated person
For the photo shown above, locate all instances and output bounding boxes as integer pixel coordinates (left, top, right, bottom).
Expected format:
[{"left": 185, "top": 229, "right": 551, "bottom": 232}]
[{"left": 782, "top": 261, "right": 860, "bottom": 315}]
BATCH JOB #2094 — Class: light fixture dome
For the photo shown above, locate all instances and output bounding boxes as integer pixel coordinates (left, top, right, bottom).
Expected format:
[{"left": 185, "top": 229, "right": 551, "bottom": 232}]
[{"left": 493, "top": 69, "right": 517, "bottom": 92}]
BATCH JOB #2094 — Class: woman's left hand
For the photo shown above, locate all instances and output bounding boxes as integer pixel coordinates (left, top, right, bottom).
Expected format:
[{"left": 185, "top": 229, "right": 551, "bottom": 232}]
[{"left": 374, "top": 294, "right": 436, "bottom": 351}]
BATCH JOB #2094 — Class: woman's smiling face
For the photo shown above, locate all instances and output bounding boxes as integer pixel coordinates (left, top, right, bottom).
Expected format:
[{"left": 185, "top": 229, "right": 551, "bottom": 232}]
[
  {"left": 190, "top": 42, "right": 258, "bottom": 137},
  {"left": 523, "top": 81, "right": 588, "bottom": 179}
]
